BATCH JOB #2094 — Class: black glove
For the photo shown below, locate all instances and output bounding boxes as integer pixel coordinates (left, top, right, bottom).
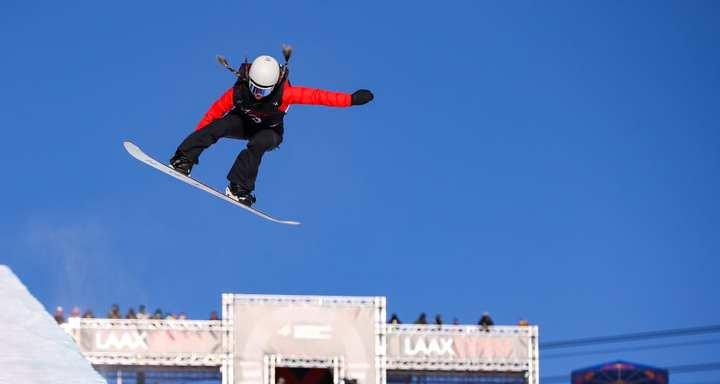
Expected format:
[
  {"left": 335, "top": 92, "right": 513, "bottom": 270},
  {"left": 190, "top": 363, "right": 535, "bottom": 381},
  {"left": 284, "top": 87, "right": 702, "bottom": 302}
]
[{"left": 351, "top": 89, "right": 374, "bottom": 106}]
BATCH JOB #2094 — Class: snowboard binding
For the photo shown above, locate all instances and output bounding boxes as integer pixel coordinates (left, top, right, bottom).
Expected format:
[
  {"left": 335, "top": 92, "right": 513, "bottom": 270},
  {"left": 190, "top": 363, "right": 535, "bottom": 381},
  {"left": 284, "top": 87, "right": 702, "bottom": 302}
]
[
  {"left": 169, "top": 153, "right": 193, "bottom": 176},
  {"left": 225, "top": 183, "right": 256, "bottom": 207}
]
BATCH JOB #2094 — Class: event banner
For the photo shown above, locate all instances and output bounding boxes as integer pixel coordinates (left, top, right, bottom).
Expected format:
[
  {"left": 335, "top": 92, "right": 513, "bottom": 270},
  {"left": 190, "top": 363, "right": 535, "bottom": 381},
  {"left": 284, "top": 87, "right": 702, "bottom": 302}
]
[
  {"left": 64, "top": 319, "right": 223, "bottom": 356},
  {"left": 386, "top": 326, "right": 532, "bottom": 370},
  {"left": 230, "top": 295, "right": 382, "bottom": 384}
]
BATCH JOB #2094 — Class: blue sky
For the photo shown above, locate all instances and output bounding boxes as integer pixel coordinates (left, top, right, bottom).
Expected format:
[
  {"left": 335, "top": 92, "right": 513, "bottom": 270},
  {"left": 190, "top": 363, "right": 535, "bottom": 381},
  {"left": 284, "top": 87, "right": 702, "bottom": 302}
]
[{"left": 1, "top": 0, "right": 718, "bottom": 382}]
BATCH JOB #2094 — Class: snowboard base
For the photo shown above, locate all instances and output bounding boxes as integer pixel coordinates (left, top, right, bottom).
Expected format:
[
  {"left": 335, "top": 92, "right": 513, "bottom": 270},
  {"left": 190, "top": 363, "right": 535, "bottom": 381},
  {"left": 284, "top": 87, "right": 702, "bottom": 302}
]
[{"left": 123, "top": 140, "right": 300, "bottom": 226}]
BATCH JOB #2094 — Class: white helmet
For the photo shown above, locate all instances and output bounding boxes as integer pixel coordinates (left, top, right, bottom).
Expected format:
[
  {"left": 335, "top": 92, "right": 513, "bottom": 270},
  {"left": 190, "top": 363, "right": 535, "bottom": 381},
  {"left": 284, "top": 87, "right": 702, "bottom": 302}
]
[{"left": 248, "top": 55, "right": 280, "bottom": 98}]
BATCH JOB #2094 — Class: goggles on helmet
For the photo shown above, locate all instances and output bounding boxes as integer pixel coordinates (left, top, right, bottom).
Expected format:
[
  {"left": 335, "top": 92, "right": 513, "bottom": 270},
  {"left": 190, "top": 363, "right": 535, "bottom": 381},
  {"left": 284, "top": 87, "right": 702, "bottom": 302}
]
[{"left": 249, "top": 79, "right": 275, "bottom": 98}]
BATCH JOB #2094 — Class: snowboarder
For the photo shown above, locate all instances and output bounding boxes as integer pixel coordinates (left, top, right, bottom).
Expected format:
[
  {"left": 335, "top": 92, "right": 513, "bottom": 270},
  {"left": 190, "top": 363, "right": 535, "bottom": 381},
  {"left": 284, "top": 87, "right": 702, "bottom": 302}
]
[{"left": 169, "top": 52, "right": 374, "bottom": 207}]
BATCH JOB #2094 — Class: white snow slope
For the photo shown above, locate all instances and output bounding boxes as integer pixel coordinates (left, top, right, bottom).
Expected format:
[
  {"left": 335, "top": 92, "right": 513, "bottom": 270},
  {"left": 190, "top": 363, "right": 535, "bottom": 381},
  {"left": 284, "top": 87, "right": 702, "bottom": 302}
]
[{"left": 0, "top": 265, "right": 106, "bottom": 384}]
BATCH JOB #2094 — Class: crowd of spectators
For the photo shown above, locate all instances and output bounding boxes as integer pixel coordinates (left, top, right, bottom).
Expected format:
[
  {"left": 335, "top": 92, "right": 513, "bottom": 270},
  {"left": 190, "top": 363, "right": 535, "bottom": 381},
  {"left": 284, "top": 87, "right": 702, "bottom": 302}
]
[
  {"left": 52, "top": 304, "right": 220, "bottom": 324},
  {"left": 53, "top": 306, "right": 528, "bottom": 329},
  {"left": 387, "top": 312, "right": 530, "bottom": 329}
]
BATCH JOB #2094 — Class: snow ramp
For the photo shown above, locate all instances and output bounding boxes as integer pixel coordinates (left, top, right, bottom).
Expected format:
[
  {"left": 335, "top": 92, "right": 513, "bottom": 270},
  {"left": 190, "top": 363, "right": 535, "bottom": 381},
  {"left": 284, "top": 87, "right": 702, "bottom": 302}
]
[{"left": 0, "top": 265, "right": 106, "bottom": 384}]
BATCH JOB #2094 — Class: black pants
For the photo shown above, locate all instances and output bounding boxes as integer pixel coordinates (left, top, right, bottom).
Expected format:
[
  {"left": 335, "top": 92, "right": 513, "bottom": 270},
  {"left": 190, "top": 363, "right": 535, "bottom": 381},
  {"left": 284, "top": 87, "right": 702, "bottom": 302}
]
[{"left": 175, "top": 113, "right": 282, "bottom": 192}]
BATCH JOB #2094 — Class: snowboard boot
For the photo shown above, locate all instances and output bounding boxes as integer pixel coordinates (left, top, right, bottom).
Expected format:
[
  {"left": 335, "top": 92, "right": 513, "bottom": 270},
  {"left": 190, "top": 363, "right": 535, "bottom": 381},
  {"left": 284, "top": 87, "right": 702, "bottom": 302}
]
[
  {"left": 225, "top": 183, "right": 256, "bottom": 207},
  {"left": 169, "top": 153, "right": 193, "bottom": 176}
]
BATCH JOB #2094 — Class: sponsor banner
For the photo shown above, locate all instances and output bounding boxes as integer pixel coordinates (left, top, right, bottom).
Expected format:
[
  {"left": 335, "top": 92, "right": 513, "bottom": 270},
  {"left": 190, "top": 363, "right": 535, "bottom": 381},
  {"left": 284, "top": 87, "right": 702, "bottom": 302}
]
[
  {"left": 231, "top": 295, "right": 380, "bottom": 384},
  {"left": 67, "top": 320, "right": 222, "bottom": 356},
  {"left": 387, "top": 327, "right": 530, "bottom": 364}
]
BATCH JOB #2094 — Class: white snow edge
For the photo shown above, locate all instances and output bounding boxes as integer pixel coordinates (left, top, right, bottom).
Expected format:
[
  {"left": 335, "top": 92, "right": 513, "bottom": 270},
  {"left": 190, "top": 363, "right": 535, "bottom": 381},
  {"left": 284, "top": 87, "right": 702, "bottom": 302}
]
[{"left": 0, "top": 265, "right": 106, "bottom": 384}]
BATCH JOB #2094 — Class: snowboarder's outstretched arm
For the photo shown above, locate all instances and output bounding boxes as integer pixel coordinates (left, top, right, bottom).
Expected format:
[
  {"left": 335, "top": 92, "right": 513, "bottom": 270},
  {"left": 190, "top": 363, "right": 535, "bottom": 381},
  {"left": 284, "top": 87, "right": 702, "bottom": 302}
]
[{"left": 280, "top": 84, "right": 373, "bottom": 110}]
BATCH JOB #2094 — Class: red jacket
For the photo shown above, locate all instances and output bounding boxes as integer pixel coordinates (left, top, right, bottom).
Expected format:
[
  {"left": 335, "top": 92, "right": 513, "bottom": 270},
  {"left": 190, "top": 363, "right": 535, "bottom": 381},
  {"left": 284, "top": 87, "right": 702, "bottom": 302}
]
[{"left": 196, "top": 82, "right": 352, "bottom": 131}]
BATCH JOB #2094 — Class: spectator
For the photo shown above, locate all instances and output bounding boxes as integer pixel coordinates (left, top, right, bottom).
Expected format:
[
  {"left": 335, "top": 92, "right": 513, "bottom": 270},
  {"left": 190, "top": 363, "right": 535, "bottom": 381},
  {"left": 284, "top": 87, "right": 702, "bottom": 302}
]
[
  {"left": 414, "top": 312, "right": 428, "bottom": 325},
  {"left": 107, "top": 304, "right": 121, "bottom": 319},
  {"left": 53, "top": 306, "right": 65, "bottom": 324},
  {"left": 165, "top": 313, "right": 177, "bottom": 320},
  {"left": 70, "top": 306, "right": 81, "bottom": 318},
  {"left": 178, "top": 312, "right": 187, "bottom": 320},
  {"left": 478, "top": 311, "right": 494, "bottom": 331},
  {"left": 82, "top": 309, "right": 95, "bottom": 319},
  {"left": 152, "top": 309, "right": 163, "bottom": 319},
  {"left": 434, "top": 314, "right": 443, "bottom": 326},
  {"left": 452, "top": 318, "right": 460, "bottom": 325},
  {"left": 137, "top": 305, "right": 149, "bottom": 319},
  {"left": 209, "top": 310, "right": 220, "bottom": 320},
  {"left": 518, "top": 319, "right": 529, "bottom": 326},
  {"left": 388, "top": 313, "right": 401, "bottom": 325},
  {"left": 126, "top": 308, "right": 137, "bottom": 319}
]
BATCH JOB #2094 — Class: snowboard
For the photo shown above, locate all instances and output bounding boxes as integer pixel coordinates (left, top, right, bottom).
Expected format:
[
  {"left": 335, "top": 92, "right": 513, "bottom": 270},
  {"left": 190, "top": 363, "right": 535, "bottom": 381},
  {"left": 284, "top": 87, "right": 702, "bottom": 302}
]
[{"left": 123, "top": 140, "right": 300, "bottom": 226}]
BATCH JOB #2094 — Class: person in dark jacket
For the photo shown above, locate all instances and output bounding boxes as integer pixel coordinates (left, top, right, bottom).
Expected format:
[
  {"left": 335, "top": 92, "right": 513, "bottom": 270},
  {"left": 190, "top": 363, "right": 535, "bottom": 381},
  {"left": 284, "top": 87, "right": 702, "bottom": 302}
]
[
  {"left": 53, "top": 306, "right": 65, "bottom": 324},
  {"left": 478, "top": 311, "right": 494, "bottom": 331},
  {"left": 414, "top": 313, "right": 428, "bottom": 325},
  {"left": 388, "top": 313, "right": 401, "bottom": 325},
  {"left": 107, "top": 304, "right": 121, "bottom": 319}
]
